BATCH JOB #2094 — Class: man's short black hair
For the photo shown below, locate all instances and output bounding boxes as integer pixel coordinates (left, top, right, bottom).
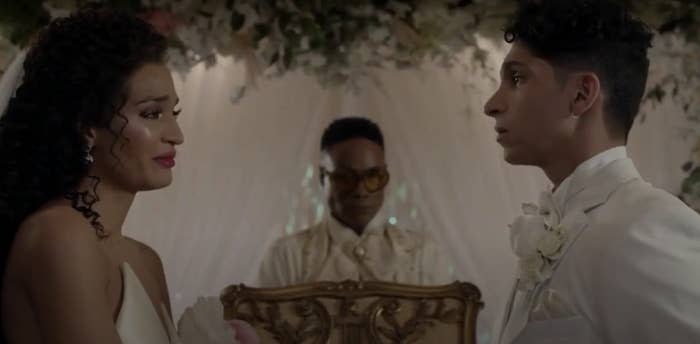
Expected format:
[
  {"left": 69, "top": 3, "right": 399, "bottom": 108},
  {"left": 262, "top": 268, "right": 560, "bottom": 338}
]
[
  {"left": 504, "top": 0, "right": 654, "bottom": 137},
  {"left": 321, "top": 117, "right": 384, "bottom": 152}
]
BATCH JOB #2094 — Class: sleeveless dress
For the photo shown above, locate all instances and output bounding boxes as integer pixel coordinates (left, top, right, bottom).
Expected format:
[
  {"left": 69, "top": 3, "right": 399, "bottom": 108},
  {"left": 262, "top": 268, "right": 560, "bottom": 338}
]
[{"left": 115, "top": 262, "right": 180, "bottom": 344}]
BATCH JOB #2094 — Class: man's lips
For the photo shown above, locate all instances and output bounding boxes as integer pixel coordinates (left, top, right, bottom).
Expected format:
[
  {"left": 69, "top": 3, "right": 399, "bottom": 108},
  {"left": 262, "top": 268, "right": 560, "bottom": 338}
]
[{"left": 495, "top": 126, "right": 509, "bottom": 142}]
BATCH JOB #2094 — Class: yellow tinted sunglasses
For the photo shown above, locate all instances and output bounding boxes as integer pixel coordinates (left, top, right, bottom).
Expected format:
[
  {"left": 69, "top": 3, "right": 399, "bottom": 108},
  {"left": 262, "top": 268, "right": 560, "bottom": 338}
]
[{"left": 321, "top": 166, "right": 390, "bottom": 193}]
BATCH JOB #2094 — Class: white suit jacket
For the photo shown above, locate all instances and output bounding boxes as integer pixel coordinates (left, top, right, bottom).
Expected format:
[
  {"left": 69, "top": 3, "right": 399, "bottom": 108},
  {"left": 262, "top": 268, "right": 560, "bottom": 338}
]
[{"left": 497, "top": 151, "right": 700, "bottom": 343}]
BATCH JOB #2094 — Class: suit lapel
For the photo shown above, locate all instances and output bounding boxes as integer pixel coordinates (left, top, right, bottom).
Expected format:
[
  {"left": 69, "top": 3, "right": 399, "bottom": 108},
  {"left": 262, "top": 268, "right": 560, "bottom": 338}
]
[
  {"left": 499, "top": 158, "right": 642, "bottom": 343},
  {"left": 551, "top": 158, "right": 642, "bottom": 267},
  {"left": 564, "top": 158, "right": 641, "bottom": 215}
]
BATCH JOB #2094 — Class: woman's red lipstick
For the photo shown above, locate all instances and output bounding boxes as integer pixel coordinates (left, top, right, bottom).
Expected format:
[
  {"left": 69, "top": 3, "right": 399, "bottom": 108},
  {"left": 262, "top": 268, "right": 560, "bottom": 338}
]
[{"left": 154, "top": 151, "right": 176, "bottom": 168}]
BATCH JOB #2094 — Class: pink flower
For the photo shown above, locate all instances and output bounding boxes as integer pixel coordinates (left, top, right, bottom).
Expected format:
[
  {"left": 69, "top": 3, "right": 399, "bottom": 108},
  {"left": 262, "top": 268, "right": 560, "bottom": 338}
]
[
  {"left": 139, "top": 9, "right": 179, "bottom": 37},
  {"left": 227, "top": 319, "right": 260, "bottom": 344}
]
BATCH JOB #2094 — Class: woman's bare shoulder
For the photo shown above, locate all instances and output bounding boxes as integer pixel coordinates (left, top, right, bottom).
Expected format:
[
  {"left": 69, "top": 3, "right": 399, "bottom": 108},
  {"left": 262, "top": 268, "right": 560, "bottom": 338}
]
[{"left": 9, "top": 203, "right": 109, "bottom": 283}]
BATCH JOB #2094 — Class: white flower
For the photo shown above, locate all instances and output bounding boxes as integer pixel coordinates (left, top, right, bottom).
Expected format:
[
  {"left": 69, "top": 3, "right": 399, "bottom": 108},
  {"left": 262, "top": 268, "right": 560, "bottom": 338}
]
[
  {"left": 308, "top": 53, "right": 327, "bottom": 67},
  {"left": 521, "top": 202, "right": 539, "bottom": 215},
  {"left": 517, "top": 255, "right": 553, "bottom": 291},
  {"left": 509, "top": 197, "right": 571, "bottom": 291},
  {"left": 388, "top": 1, "right": 412, "bottom": 17},
  {"left": 536, "top": 229, "right": 565, "bottom": 258},
  {"left": 255, "top": 37, "right": 279, "bottom": 64},
  {"left": 300, "top": 36, "right": 310, "bottom": 51},
  {"left": 369, "top": 27, "right": 390, "bottom": 43},
  {"left": 377, "top": 12, "right": 393, "bottom": 23},
  {"left": 166, "top": 48, "right": 192, "bottom": 76},
  {"left": 509, "top": 213, "right": 546, "bottom": 258},
  {"left": 349, "top": 5, "right": 373, "bottom": 17},
  {"left": 376, "top": 45, "right": 394, "bottom": 58}
]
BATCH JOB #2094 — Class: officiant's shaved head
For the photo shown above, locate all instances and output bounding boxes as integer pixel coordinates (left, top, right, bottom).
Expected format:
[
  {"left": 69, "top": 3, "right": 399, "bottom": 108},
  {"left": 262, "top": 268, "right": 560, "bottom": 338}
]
[
  {"left": 320, "top": 117, "right": 388, "bottom": 234},
  {"left": 484, "top": 0, "right": 652, "bottom": 184}
]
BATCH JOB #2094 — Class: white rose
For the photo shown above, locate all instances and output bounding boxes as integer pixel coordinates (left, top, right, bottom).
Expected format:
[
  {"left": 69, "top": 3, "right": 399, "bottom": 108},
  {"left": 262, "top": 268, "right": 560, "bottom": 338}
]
[
  {"left": 349, "top": 5, "right": 373, "bottom": 17},
  {"left": 369, "top": 27, "right": 390, "bottom": 43},
  {"left": 509, "top": 214, "right": 546, "bottom": 258},
  {"left": 308, "top": 53, "right": 327, "bottom": 67},
  {"left": 517, "top": 255, "right": 551, "bottom": 290},
  {"left": 300, "top": 36, "right": 310, "bottom": 51},
  {"left": 521, "top": 202, "right": 539, "bottom": 215},
  {"left": 388, "top": 1, "right": 412, "bottom": 17},
  {"left": 536, "top": 230, "right": 565, "bottom": 258},
  {"left": 377, "top": 12, "right": 393, "bottom": 23},
  {"left": 376, "top": 45, "right": 394, "bottom": 58}
]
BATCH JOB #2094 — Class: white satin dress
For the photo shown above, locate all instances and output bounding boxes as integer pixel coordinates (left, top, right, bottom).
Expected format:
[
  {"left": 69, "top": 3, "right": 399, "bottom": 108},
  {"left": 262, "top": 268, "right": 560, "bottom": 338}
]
[{"left": 115, "top": 262, "right": 180, "bottom": 344}]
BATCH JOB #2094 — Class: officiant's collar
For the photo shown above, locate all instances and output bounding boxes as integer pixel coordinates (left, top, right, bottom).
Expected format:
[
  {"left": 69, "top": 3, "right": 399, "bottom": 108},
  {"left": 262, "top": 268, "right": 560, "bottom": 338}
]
[
  {"left": 552, "top": 146, "right": 627, "bottom": 210},
  {"left": 327, "top": 211, "right": 387, "bottom": 243}
]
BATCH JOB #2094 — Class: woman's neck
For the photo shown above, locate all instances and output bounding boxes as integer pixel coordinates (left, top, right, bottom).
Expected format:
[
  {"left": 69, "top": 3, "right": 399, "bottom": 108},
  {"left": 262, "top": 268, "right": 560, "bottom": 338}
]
[{"left": 68, "top": 176, "right": 136, "bottom": 237}]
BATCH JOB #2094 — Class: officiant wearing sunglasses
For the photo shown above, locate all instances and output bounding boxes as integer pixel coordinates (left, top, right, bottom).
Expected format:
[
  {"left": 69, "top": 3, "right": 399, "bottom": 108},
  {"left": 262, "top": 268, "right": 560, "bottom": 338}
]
[{"left": 257, "top": 117, "right": 452, "bottom": 287}]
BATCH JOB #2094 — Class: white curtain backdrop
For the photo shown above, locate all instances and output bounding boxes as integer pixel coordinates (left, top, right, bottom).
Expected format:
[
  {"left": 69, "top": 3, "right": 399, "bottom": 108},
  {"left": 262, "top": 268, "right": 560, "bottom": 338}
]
[{"left": 120, "top": 36, "right": 694, "bottom": 340}]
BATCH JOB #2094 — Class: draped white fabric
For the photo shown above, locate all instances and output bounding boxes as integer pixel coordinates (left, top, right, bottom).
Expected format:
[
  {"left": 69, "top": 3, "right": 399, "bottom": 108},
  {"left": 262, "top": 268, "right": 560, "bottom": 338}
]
[{"left": 112, "top": 37, "right": 693, "bottom": 340}]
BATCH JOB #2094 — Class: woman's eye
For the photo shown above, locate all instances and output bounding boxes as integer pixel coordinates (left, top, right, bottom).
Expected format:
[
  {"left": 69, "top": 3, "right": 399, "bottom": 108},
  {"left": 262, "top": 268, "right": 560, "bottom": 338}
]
[{"left": 142, "top": 110, "right": 162, "bottom": 119}]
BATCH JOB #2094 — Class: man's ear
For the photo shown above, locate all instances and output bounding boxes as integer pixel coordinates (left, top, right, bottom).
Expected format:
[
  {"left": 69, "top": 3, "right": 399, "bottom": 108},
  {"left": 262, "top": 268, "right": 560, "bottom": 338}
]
[
  {"left": 569, "top": 72, "right": 601, "bottom": 117},
  {"left": 319, "top": 152, "right": 334, "bottom": 187}
]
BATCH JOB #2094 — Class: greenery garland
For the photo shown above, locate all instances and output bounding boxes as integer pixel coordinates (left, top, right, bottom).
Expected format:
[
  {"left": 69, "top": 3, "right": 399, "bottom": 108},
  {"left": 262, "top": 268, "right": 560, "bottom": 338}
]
[{"left": 1, "top": 0, "right": 699, "bottom": 209}]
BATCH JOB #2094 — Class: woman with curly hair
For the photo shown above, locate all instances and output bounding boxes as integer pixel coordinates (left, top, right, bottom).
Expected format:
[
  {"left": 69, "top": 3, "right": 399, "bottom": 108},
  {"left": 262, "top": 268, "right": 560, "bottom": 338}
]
[{"left": 0, "top": 9, "right": 184, "bottom": 344}]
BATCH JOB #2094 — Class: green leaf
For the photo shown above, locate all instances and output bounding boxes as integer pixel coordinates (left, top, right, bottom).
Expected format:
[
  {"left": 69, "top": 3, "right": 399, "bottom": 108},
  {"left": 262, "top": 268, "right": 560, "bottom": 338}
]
[
  {"left": 683, "top": 161, "right": 694, "bottom": 173},
  {"left": 645, "top": 85, "right": 666, "bottom": 103},
  {"left": 0, "top": 0, "right": 50, "bottom": 46},
  {"left": 283, "top": 46, "right": 293, "bottom": 68},
  {"left": 104, "top": 0, "right": 144, "bottom": 12},
  {"left": 252, "top": 23, "right": 270, "bottom": 43},
  {"left": 682, "top": 167, "right": 700, "bottom": 194}
]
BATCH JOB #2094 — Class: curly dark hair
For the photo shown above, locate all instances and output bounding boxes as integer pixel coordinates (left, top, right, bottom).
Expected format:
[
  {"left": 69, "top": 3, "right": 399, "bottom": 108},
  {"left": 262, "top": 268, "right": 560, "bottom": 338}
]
[
  {"left": 321, "top": 117, "right": 384, "bottom": 152},
  {"left": 504, "top": 0, "right": 654, "bottom": 138},
  {"left": 0, "top": 7, "right": 166, "bottom": 311}
]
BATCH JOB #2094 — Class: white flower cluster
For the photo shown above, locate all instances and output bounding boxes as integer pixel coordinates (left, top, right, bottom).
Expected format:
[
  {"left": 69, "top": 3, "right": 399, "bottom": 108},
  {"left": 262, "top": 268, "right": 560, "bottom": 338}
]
[
  {"left": 148, "top": 0, "right": 506, "bottom": 93},
  {"left": 647, "top": 34, "right": 700, "bottom": 210},
  {"left": 509, "top": 193, "right": 568, "bottom": 291}
]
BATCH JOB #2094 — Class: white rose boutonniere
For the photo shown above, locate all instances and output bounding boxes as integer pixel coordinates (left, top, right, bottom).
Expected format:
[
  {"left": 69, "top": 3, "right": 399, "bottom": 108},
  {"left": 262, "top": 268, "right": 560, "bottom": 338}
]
[{"left": 509, "top": 192, "right": 572, "bottom": 291}]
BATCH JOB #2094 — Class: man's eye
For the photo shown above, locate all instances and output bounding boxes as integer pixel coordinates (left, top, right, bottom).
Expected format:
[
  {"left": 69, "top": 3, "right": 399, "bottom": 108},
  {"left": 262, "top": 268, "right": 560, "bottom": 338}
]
[
  {"left": 333, "top": 172, "right": 355, "bottom": 180},
  {"left": 511, "top": 72, "right": 524, "bottom": 85}
]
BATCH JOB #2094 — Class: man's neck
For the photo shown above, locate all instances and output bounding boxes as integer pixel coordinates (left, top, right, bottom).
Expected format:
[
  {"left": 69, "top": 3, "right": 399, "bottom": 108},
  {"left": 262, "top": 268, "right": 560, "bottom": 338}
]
[
  {"left": 331, "top": 213, "right": 369, "bottom": 236},
  {"left": 543, "top": 141, "right": 624, "bottom": 189}
]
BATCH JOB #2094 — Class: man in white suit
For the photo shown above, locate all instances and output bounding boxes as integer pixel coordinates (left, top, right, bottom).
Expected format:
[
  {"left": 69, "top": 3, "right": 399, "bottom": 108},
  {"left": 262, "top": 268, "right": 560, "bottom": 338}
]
[{"left": 484, "top": 0, "right": 700, "bottom": 343}]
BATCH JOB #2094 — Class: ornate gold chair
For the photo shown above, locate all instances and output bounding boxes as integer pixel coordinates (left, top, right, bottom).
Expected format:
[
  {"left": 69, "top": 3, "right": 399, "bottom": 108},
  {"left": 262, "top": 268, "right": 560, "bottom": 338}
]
[{"left": 221, "top": 280, "right": 483, "bottom": 344}]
